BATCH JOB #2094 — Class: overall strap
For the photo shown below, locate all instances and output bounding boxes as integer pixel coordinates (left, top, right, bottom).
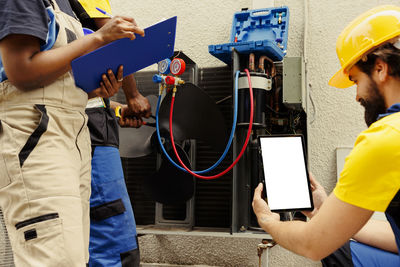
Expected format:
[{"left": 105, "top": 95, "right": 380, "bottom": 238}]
[{"left": 48, "top": 0, "right": 60, "bottom": 11}]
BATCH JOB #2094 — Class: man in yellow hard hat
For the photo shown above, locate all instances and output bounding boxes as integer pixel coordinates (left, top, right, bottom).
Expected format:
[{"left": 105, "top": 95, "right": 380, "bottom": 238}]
[{"left": 253, "top": 5, "right": 400, "bottom": 265}]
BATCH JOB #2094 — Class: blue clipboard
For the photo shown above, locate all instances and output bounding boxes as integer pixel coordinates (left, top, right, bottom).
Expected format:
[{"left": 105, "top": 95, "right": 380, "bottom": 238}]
[{"left": 71, "top": 16, "right": 177, "bottom": 92}]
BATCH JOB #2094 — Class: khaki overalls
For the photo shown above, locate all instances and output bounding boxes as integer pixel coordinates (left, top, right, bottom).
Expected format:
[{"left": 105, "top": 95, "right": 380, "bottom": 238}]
[{"left": 0, "top": 1, "right": 91, "bottom": 266}]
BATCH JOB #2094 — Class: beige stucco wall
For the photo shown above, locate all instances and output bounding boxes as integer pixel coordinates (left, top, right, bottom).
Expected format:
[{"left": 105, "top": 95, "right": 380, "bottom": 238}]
[
  {"left": 304, "top": 0, "right": 399, "bottom": 192},
  {"left": 108, "top": 0, "right": 400, "bottom": 266}
]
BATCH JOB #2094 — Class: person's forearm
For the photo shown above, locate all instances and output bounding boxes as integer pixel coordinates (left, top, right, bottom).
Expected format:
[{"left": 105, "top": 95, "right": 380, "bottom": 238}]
[
  {"left": 353, "top": 219, "right": 397, "bottom": 253},
  {"left": 2, "top": 34, "right": 104, "bottom": 91},
  {"left": 256, "top": 193, "right": 372, "bottom": 261},
  {"left": 122, "top": 74, "right": 139, "bottom": 103},
  {"left": 259, "top": 218, "right": 322, "bottom": 260},
  {"left": 2, "top": 15, "right": 142, "bottom": 92}
]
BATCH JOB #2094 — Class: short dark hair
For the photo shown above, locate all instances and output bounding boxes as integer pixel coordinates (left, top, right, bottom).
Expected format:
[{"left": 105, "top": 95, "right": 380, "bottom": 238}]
[{"left": 355, "top": 42, "right": 400, "bottom": 78}]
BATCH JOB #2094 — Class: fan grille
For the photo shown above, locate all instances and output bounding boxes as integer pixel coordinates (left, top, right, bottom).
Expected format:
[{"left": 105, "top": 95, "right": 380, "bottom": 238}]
[{"left": 120, "top": 66, "right": 234, "bottom": 228}]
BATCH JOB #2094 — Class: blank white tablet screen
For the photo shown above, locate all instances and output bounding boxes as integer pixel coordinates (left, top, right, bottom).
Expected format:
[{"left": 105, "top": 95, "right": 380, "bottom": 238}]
[{"left": 260, "top": 136, "right": 312, "bottom": 211}]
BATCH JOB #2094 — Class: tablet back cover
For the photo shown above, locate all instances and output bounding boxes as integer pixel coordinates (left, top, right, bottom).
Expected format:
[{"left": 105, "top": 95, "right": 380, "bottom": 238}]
[{"left": 71, "top": 16, "right": 177, "bottom": 92}]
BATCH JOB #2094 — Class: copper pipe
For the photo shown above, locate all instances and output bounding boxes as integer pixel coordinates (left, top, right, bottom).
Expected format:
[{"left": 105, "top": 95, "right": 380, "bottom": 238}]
[
  {"left": 274, "top": 77, "right": 281, "bottom": 113},
  {"left": 274, "top": 86, "right": 281, "bottom": 113},
  {"left": 258, "top": 56, "right": 267, "bottom": 72},
  {"left": 258, "top": 55, "right": 276, "bottom": 78},
  {"left": 269, "top": 91, "right": 274, "bottom": 113},
  {"left": 258, "top": 56, "right": 270, "bottom": 76},
  {"left": 249, "top": 53, "right": 255, "bottom": 71}
]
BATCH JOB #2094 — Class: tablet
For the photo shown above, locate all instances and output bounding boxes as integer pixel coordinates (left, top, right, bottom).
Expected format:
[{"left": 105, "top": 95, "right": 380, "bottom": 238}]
[{"left": 258, "top": 135, "right": 313, "bottom": 212}]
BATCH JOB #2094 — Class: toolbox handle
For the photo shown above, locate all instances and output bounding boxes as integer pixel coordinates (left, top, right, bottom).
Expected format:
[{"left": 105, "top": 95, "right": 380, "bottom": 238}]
[{"left": 250, "top": 9, "right": 271, "bottom": 18}]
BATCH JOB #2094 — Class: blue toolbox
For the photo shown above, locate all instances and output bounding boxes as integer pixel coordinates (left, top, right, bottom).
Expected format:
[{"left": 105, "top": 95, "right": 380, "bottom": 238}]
[{"left": 209, "top": 7, "right": 289, "bottom": 64}]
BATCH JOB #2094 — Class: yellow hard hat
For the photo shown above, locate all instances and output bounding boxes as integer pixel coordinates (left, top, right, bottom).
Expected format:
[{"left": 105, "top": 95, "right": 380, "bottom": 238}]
[{"left": 329, "top": 5, "right": 400, "bottom": 88}]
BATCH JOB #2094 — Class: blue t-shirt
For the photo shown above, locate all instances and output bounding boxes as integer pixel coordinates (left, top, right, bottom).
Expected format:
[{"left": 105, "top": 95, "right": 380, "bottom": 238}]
[
  {"left": 379, "top": 103, "right": 400, "bottom": 254},
  {"left": 0, "top": 0, "right": 76, "bottom": 81}
]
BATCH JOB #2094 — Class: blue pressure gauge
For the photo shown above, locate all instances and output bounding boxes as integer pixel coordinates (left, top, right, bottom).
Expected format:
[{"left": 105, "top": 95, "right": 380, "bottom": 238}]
[{"left": 158, "top": 59, "right": 171, "bottom": 74}]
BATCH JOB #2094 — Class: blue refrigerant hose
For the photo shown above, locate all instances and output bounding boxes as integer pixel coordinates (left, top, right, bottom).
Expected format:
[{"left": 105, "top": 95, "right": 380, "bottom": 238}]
[{"left": 155, "top": 70, "right": 240, "bottom": 173}]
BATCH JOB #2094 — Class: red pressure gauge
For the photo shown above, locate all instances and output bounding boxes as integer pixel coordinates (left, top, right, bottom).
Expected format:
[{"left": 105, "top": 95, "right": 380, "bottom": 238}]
[{"left": 170, "top": 58, "right": 186, "bottom": 75}]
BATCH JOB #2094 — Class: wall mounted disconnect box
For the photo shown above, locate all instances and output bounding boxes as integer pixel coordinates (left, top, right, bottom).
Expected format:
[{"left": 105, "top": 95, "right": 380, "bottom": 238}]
[{"left": 283, "top": 57, "right": 306, "bottom": 111}]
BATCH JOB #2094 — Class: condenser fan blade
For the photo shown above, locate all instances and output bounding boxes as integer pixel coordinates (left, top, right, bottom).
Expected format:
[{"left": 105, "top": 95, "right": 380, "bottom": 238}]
[
  {"left": 159, "top": 83, "right": 228, "bottom": 152},
  {"left": 144, "top": 141, "right": 194, "bottom": 204},
  {"left": 119, "top": 95, "right": 158, "bottom": 158}
]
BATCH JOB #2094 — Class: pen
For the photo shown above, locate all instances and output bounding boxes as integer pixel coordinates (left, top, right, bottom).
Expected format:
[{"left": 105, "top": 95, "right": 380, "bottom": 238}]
[{"left": 96, "top": 7, "right": 113, "bottom": 18}]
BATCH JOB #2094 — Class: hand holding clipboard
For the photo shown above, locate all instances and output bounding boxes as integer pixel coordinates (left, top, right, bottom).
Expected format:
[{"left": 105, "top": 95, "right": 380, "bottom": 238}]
[{"left": 71, "top": 16, "right": 177, "bottom": 92}]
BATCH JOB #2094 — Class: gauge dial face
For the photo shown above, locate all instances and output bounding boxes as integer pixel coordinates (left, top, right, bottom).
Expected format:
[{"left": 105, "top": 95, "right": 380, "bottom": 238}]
[
  {"left": 170, "top": 58, "right": 186, "bottom": 75},
  {"left": 158, "top": 59, "right": 171, "bottom": 74}
]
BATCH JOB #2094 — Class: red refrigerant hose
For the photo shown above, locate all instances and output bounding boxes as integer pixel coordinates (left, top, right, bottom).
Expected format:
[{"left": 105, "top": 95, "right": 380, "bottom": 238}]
[{"left": 169, "top": 69, "right": 254, "bottom": 180}]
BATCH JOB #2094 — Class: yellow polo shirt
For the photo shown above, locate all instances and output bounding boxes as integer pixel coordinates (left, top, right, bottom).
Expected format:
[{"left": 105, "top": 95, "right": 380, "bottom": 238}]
[{"left": 334, "top": 112, "right": 400, "bottom": 212}]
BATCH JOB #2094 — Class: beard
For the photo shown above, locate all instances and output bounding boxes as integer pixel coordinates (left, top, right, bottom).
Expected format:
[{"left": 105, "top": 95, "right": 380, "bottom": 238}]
[{"left": 358, "top": 79, "right": 387, "bottom": 127}]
